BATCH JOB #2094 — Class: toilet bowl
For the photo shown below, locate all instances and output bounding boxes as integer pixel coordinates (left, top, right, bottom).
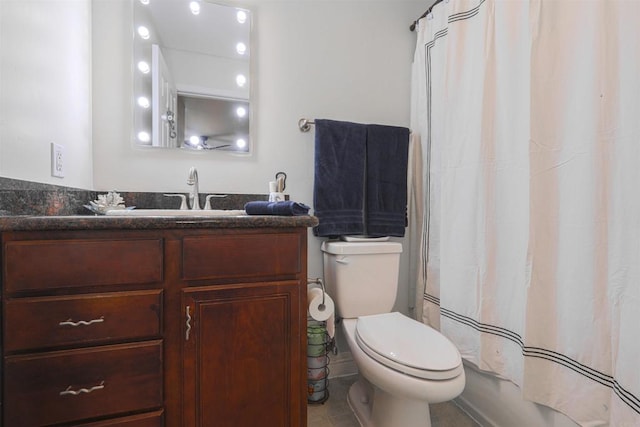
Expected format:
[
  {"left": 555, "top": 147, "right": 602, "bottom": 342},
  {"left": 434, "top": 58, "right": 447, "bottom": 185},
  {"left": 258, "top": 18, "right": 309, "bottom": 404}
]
[{"left": 342, "top": 314, "right": 465, "bottom": 427}]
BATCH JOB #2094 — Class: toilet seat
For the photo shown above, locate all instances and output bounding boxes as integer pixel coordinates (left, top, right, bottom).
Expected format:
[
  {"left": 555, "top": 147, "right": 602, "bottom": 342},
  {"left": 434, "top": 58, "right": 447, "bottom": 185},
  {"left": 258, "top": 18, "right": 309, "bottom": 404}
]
[{"left": 355, "top": 312, "right": 463, "bottom": 381}]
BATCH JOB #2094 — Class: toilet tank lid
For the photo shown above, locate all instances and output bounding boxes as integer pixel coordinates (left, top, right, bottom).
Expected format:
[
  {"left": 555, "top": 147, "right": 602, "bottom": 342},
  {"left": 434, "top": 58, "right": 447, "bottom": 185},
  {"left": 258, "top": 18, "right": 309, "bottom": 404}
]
[{"left": 321, "top": 241, "right": 402, "bottom": 255}]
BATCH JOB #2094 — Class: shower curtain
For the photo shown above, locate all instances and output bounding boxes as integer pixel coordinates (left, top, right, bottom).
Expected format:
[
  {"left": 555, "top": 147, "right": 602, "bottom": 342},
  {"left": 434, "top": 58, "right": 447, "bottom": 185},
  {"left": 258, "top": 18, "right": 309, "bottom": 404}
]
[{"left": 409, "top": 0, "right": 640, "bottom": 425}]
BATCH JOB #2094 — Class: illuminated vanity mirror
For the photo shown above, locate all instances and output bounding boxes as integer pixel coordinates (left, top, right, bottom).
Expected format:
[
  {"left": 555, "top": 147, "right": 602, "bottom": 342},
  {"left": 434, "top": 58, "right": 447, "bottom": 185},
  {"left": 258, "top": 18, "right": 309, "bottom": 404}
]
[{"left": 133, "top": 0, "right": 251, "bottom": 153}]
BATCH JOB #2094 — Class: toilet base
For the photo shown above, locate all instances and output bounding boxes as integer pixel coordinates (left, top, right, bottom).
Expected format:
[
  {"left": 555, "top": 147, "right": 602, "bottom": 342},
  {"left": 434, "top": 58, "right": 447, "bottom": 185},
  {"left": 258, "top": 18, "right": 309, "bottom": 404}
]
[
  {"left": 347, "top": 378, "right": 372, "bottom": 426},
  {"left": 347, "top": 377, "right": 432, "bottom": 427}
]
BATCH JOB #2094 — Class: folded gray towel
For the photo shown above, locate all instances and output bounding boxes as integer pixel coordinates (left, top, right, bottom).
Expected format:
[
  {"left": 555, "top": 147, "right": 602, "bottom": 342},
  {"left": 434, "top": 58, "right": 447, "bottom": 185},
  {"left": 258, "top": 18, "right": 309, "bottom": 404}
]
[{"left": 244, "top": 201, "right": 310, "bottom": 216}]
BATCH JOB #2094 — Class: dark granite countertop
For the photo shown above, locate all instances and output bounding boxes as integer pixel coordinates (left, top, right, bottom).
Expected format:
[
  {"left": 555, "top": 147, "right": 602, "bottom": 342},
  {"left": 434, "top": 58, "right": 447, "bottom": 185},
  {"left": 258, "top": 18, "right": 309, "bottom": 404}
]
[
  {"left": 0, "top": 214, "right": 318, "bottom": 232},
  {"left": 0, "top": 177, "right": 319, "bottom": 231}
]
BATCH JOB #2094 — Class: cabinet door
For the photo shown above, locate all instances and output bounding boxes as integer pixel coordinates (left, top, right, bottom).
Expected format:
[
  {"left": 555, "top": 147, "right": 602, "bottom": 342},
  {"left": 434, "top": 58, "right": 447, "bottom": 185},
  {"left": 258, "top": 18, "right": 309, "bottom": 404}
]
[{"left": 182, "top": 281, "right": 303, "bottom": 427}]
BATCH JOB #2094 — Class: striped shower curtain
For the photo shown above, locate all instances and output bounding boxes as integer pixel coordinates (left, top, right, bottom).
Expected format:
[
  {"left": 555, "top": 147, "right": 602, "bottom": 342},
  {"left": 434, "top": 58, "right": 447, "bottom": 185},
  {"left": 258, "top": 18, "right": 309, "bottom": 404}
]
[{"left": 409, "top": 0, "right": 640, "bottom": 425}]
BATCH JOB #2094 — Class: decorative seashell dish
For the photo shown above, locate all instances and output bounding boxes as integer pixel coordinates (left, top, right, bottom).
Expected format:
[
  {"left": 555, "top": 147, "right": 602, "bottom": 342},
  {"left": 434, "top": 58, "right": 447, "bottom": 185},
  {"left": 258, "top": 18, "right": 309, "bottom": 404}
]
[{"left": 84, "top": 191, "right": 135, "bottom": 215}]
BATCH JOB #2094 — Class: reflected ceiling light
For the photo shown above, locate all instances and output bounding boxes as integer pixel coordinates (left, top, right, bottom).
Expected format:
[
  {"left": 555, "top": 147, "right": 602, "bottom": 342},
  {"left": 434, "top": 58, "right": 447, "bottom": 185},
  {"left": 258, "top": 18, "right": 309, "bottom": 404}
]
[
  {"left": 189, "top": 1, "right": 200, "bottom": 15},
  {"left": 236, "top": 138, "right": 247, "bottom": 149},
  {"left": 137, "top": 131, "right": 151, "bottom": 143},
  {"left": 189, "top": 136, "right": 201, "bottom": 146},
  {"left": 237, "top": 10, "right": 247, "bottom": 24},
  {"left": 139, "top": 0, "right": 150, "bottom": 5},
  {"left": 236, "top": 74, "right": 247, "bottom": 87},
  {"left": 137, "top": 61, "right": 150, "bottom": 74},
  {"left": 236, "top": 42, "right": 247, "bottom": 55},
  {"left": 236, "top": 106, "right": 247, "bottom": 118},
  {"left": 137, "top": 96, "right": 150, "bottom": 108},
  {"left": 137, "top": 26, "right": 150, "bottom": 40}
]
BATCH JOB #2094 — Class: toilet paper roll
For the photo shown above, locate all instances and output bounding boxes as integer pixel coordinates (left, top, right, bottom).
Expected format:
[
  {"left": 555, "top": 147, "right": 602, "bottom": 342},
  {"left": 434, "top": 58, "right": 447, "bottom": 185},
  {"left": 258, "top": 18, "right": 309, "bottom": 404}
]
[{"left": 307, "top": 286, "right": 335, "bottom": 322}]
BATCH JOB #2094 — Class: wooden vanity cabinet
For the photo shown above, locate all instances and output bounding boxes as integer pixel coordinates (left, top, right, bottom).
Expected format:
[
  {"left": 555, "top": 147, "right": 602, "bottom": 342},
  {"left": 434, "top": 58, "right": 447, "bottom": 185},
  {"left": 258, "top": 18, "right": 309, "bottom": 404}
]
[{"left": 1, "top": 226, "right": 308, "bottom": 427}]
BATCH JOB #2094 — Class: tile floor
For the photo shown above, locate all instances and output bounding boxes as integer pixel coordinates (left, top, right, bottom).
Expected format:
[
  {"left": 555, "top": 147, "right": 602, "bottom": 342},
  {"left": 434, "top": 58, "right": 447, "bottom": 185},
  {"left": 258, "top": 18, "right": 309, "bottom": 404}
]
[{"left": 307, "top": 375, "right": 481, "bottom": 427}]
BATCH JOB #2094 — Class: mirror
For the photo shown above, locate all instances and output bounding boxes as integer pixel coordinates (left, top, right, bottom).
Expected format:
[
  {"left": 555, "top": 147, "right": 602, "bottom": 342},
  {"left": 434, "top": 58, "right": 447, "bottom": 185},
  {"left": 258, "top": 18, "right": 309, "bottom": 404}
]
[{"left": 132, "top": 0, "right": 251, "bottom": 153}]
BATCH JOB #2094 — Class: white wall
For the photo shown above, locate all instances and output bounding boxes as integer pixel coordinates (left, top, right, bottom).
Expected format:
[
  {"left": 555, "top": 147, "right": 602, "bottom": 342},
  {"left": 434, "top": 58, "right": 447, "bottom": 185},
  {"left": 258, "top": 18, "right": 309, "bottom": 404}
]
[
  {"left": 249, "top": 0, "right": 425, "bottom": 297},
  {"left": 0, "top": 0, "right": 93, "bottom": 188}
]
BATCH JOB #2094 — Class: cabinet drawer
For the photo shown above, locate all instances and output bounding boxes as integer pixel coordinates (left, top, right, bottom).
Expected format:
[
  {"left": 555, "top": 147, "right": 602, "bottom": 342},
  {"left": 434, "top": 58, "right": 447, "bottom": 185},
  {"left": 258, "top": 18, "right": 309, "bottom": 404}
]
[
  {"left": 182, "top": 233, "right": 302, "bottom": 280},
  {"left": 73, "top": 410, "right": 163, "bottom": 427},
  {"left": 4, "top": 340, "right": 163, "bottom": 427},
  {"left": 4, "top": 238, "right": 163, "bottom": 293},
  {"left": 4, "top": 290, "right": 163, "bottom": 352}
]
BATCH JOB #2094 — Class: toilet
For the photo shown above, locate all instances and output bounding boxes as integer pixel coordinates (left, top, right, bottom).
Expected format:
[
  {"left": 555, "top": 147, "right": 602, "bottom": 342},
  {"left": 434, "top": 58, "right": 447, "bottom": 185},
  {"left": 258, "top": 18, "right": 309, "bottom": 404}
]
[{"left": 321, "top": 240, "right": 465, "bottom": 427}]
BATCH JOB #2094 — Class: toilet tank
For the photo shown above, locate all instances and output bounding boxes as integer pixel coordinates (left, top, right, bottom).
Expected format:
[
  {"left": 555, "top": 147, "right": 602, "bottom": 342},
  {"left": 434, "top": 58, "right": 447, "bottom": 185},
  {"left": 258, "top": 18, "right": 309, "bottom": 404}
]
[{"left": 321, "top": 241, "right": 402, "bottom": 318}]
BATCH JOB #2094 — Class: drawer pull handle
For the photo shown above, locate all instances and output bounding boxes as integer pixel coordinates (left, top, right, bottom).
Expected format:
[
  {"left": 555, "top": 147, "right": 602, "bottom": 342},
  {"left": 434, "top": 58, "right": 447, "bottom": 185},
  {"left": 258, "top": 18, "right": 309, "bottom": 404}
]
[
  {"left": 185, "top": 305, "right": 192, "bottom": 341},
  {"left": 59, "top": 316, "right": 105, "bottom": 327},
  {"left": 60, "top": 381, "right": 105, "bottom": 396}
]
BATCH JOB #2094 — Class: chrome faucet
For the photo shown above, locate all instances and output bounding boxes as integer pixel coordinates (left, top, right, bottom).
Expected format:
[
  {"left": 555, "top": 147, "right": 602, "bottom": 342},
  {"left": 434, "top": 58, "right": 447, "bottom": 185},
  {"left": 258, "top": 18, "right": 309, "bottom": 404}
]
[{"left": 187, "top": 167, "right": 201, "bottom": 210}]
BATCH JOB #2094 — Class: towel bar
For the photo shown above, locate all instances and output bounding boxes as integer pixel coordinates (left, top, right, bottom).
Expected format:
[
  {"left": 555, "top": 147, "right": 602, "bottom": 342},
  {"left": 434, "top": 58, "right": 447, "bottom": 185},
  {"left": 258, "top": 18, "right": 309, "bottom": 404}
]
[{"left": 298, "top": 118, "right": 315, "bottom": 132}]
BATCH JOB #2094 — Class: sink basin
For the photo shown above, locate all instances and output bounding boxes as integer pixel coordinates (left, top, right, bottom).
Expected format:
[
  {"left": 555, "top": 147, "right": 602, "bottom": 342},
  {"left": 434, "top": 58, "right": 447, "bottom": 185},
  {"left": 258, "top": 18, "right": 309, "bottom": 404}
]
[{"left": 105, "top": 209, "right": 246, "bottom": 217}]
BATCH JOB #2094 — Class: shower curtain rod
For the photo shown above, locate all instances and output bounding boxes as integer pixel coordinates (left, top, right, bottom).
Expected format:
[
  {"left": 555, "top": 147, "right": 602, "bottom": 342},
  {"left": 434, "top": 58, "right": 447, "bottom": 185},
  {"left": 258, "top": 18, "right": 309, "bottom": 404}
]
[{"left": 410, "top": 0, "right": 445, "bottom": 31}]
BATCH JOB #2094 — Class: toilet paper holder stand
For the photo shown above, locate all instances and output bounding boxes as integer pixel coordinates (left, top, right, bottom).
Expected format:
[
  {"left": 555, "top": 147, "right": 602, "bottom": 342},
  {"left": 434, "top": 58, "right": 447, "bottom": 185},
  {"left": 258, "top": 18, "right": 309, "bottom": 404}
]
[
  {"left": 307, "top": 277, "right": 332, "bottom": 404},
  {"left": 307, "top": 277, "right": 337, "bottom": 357},
  {"left": 307, "top": 277, "right": 326, "bottom": 309}
]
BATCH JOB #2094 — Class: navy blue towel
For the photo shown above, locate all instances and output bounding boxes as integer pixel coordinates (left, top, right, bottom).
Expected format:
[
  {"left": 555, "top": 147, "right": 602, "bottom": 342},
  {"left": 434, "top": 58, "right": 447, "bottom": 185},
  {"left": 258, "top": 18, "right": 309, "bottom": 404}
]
[
  {"left": 312, "top": 119, "right": 409, "bottom": 238},
  {"left": 313, "top": 119, "right": 367, "bottom": 237},
  {"left": 244, "top": 201, "right": 310, "bottom": 216},
  {"left": 366, "top": 124, "right": 410, "bottom": 237}
]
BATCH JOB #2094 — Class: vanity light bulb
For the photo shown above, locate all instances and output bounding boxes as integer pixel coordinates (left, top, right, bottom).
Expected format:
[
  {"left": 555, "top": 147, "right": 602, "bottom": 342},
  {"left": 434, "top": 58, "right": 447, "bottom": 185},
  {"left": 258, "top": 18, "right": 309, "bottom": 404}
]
[
  {"left": 236, "top": 74, "right": 247, "bottom": 87},
  {"left": 189, "top": 1, "right": 200, "bottom": 15},
  {"left": 236, "top": 138, "right": 247, "bottom": 149},
  {"left": 236, "top": 42, "right": 247, "bottom": 55},
  {"left": 236, "top": 10, "right": 247, "bottom": 24},
  {"left": 137, "top": 26, "right": 150, "bottom": 40},
  {"left": 137, "top": 97, "right": 150, "bottom": 108},
  {"left": 138, "top": 131, "right": 151, "bottom": 143},
  {"left": 137, "top": 61, "right": 150, "bottom": 74},
  {"left": 139, "top": 0, "right": 150, "bottom": 5},
  {"left": 236, "top": 107, "right": 247, "bottom": 118},
  {"left": 189, "top": 136, "right": 201, "bottom": 146}
]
